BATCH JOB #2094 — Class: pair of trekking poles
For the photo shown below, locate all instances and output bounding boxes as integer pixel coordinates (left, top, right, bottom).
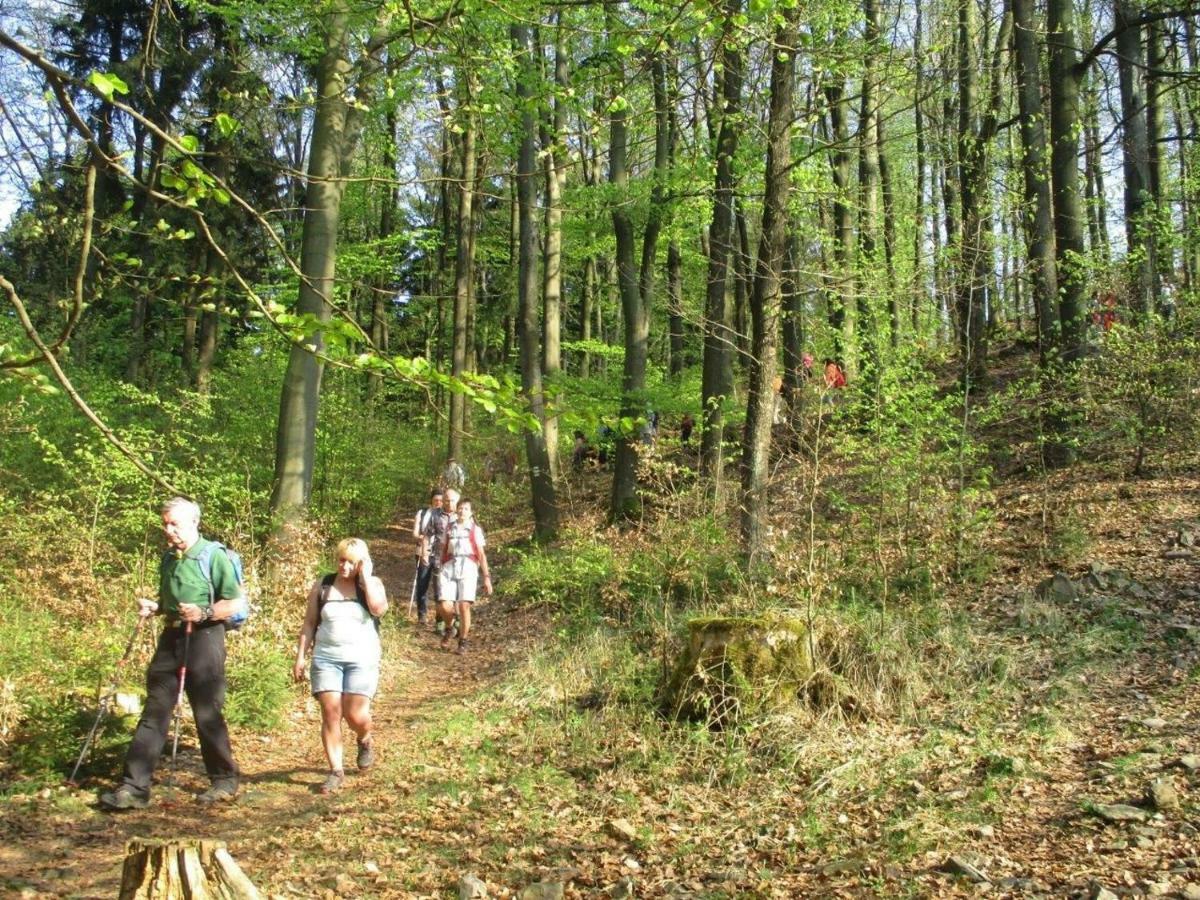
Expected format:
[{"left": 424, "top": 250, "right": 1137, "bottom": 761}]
[{"left": 69, "top": 612, "right": 193, "bottom": 788}]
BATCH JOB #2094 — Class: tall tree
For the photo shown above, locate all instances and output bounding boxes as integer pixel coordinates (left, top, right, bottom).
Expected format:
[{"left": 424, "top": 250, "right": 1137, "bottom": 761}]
[
  {"left": 700, "top": 0, "right": 743, "bottom": 484},
  {"left": 742, "top": 5, "right": 799, "bottom": 564},
  {"left": 512, "top": 22, "right": 559, "bottom": 540},
  {"left": 1013, "top": 0, "right": 1059, "bottom": 359}
]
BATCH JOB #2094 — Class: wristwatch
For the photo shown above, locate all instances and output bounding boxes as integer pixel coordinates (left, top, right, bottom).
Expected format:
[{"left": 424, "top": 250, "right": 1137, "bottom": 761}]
[{"left": 202, "top": 606, "right": 215, "bottom": 622}]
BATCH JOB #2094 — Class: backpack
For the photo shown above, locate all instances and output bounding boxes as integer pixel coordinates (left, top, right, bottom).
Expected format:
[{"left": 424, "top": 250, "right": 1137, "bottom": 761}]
[
  {"left": 441, "top": 523, "right": 484, "bottom": 565},
  {"left": 163, "top": 541, "right": 249, "bottom": 630},
  {"left": 318, "top": 573, "right": 380, "bottom": 632}
]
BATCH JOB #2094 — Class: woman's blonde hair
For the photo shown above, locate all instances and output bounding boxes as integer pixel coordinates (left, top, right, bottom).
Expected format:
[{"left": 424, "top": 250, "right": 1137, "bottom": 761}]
[{"left": 336, "top": 538, "right": 370, "bottom": 565}]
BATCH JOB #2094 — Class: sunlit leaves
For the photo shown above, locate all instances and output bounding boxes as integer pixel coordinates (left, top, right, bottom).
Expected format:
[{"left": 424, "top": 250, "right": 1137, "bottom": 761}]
[{"left": 87, "top": 71, "right": 129, "bottom": 101}]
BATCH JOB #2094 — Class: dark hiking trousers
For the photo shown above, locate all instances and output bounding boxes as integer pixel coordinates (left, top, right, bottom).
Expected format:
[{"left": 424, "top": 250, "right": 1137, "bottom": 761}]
[
  {"left": 121, "top": 623, "right": 238, "bottom": 797},
  {"left": 415, "top": 558, "right": 436, "bottom": 618}
]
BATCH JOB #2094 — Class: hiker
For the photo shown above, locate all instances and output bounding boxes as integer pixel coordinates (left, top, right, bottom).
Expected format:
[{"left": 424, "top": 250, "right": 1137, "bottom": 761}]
[
  {"left": 292, "top": 538, "right": 388, "bottom": 795},
  {"left": 823, "top": 359, "right": 847, "bottom": 390},
  {"left": 411, "top": 489, "right": 444, "bottom": 625},
  {"left": 572, "top": 430, "right": 596, "bottom": 469},
  {"left": 99, "top": 497, "right": 243, "bottom": 810},
  {"left": 437, "top": 498, "right": 492, "bottom": 654},
  {"left": 441, "top": 457, "right": 467, "bottom": 492},
  {"left": 680, "top": 413, "right": 695, "bottom": 445},
  {"left": 422, "top": 487, "right": 458, "bottom": 637}
]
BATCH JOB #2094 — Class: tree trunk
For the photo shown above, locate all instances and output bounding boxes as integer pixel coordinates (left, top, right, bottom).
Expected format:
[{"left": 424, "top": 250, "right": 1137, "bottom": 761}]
[
  {"left": 1048, "top": 0, "right": 1088, "bottom": 363},
  {"left": 1114, "top": 0, "right": 1154, "bottom": 314},
  {"left": 825, "top": 75, "right": 856, "bottom": 370},
  {"left": 119, "top": 838, "right": 260, "bottom": 899},
  {"left": 541, "top": 15, "right": 567, "bottom": 481},
  {"left": 912, "top": 0, "right": 927, "bottom": 332},
  {"left": 1013, "top": 0, "right": 1059, "bottom": 360},
  {"left": 448, "top": 72, "right": 478, "bottom": 462},
  {"left": 270, "top": 6, "right": 353, "bottom": 519},
  {"left": 513, "top": 23, "right": 558, "bottom": 540},
  {"left": 700, "top": 0, "right": 743, "bottom": 484},
  {"left": 741, "top": 6, "right": 798, "bottom": 565},
  {"left": 609, "top": 40, "right": 669, "bottom": 522}
]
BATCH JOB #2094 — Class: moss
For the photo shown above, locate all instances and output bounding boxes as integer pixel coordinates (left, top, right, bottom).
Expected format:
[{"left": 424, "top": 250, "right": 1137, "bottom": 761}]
[{"left": 660, "top": 614, "right": 813, "bottom": 726}]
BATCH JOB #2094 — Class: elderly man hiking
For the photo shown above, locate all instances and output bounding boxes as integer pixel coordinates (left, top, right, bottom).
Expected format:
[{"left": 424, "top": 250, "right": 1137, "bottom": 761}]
[{"left": 99, "top": 497, "right": 244, "bottom": 810}]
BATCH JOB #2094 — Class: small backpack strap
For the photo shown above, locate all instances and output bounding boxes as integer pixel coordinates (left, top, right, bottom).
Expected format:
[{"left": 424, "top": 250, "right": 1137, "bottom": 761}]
[
  {"left": 194, "top": 542, "right": 217, "bottom": 604},
  {"left": 469, "top": 525, "right": 483, "bottom": 563},
  {"left": 318, "top": 573, "right": 336, "bottom": 614}
]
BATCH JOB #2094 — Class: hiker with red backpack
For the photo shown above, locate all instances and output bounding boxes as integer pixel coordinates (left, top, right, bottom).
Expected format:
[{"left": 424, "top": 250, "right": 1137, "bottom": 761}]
[
  {"left": 99, "top": 497, "right": 245, "bottom": 810},
  {"left": 292, "top": 538, "right": 389, "bottom": 794},
  {"left": 437, "top": 498, "right": 492, "bottom": 654}
]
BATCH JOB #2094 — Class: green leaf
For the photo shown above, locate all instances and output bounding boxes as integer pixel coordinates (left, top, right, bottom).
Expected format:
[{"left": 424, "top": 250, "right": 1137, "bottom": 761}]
[
  {"left": 88, "top": 71, "right": 129, "bottom": 100},
  {"left": 179, "top": 134, "right": 200, "bottom": 153},
  {"left": 214, "top": 113, "right": 240, "bottom": 138}
]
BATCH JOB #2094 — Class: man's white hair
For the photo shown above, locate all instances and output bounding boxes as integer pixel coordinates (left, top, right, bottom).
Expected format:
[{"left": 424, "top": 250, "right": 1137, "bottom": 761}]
[{"left": 161, "top": 496, "right": 201, "bottom": 524}]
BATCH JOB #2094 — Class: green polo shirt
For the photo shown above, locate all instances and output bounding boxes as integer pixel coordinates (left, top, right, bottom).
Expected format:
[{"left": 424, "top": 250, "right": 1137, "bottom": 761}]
[{"left": 159, "top": 538, "right": 240, "bottom": 618}]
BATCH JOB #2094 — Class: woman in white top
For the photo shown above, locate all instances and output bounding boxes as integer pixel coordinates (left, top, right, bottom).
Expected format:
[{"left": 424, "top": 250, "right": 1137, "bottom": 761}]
[
  {"left": 293, "top": 538, "right": 388, "bottom": 794},
  {"left": 437, "top": 499, "right": 492, "bottom": 653}
]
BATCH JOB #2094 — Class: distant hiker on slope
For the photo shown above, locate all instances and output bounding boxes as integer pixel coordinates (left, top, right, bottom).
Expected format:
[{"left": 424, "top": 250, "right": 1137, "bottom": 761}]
[
  {"left": 293, "top": 538, "right": 388, "bottom": 794},
  {"left": 437, "top": 498, "right": 492, "bottom": 654},
  {"left": 100, "top": 497, "right": 244, "bottom": 811}
]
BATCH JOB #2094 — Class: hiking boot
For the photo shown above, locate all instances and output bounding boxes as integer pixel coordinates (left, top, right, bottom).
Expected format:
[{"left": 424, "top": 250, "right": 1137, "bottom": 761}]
[
  {"left": 440, "top": 631, "right": 452, "bottom": 650},
  {"left": 455, "top": 638, "right": 468, "bottom": 655},
  {"left": 356, "top": 738, "right": 375, "bottom": 770},
  {"left": 320, "top": 771, "right": 345, "bottom": 794},
  {"left": 99, "top": 786, "right": 149, "bottom": 811},
  {"left": 196, "top": 781, "right": 238, "bottom": 805}
]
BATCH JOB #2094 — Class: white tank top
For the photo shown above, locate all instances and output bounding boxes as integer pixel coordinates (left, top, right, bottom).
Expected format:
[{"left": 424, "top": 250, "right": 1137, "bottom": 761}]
[{"left": 314, "top": 591, "right": 380, "bottom": 664}]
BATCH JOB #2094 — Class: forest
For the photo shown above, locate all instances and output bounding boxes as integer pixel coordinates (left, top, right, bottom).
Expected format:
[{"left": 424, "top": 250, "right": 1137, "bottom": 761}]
[{"left": 1, "top": 0, "right": 1199, "bottom": 895}]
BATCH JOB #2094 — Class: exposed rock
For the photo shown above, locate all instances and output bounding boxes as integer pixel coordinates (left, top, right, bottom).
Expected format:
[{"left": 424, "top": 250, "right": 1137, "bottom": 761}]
[
  {"left": 1147, "top": 778, "right": 1180, "bottom": 811},
  {"left": 608, "top": 876, "right": 635, "bottom": 898},
  {"left": 1165, "top": 550, "right": 1194, "bottom": 560},
  {"left": 458, "top": 874, "right": 488, "bottom": 899},
  {"left": 1166, "top": 623, "right": 1200, "bottom": 643},
  {"left": 1088, "top": 884, "right": 1119, "bottom": 900},
  {"left": 1179, "top": 529, "right": 1197, "bottom": 547},
  {"left": 659, "top": 614, "right": 813, "bottom": 725},
  {"left": 1142, "top": 717, "right": 1169, "bottom": 730},
  {"left": 1176, "top": 754, "right": 1200, "bottom": 772},
  {"left": 606, "top": 819, "right": 639, "bottom": 844},
  {"left": 622, "top": 858, "right": 641, "bottom": 872},
  {"left": 1180, "top": 883, "right": 1200, "bottom": 900},
  {"left": 335, "top": 874, "right": 358, "bottom": 896},
  {"left": 1037, "top": 573, "right": 1078, "bottom": 603},
  {"left": 518, "top": 883, "right": 564, "bottom": 900},
  {"left": 1091, "top": 803, "right": 1151, "bottom": 823},
  {"left": 1143, "top": 882, "right": 1170, "bottom": 896},
  {"left": 821, "top": 858, "right": 866, "bottom": 876},
  {"left": 942, "top": 854, "right": 989, "bottom": 883}
]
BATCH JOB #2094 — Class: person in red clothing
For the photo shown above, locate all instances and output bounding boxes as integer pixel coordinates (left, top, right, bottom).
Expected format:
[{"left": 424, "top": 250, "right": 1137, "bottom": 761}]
[{"left": 823, "top": 359, "right": 847, "bottom": 389}]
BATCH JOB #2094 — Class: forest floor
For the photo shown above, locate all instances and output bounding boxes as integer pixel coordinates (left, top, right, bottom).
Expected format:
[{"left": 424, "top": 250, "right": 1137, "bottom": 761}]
[{"left": 2, "top": 459, "right": 1199, "bottom": 897}]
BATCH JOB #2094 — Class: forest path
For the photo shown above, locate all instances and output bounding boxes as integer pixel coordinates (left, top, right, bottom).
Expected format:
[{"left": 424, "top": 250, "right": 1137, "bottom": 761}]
[{"left": 0, "top": 512, "right": 546, "bottom": 899}]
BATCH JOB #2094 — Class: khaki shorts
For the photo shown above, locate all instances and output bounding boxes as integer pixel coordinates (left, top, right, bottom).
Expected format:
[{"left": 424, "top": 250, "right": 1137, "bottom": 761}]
[{"left": 438, "top": 566, "right": 479, "bottom": 604}]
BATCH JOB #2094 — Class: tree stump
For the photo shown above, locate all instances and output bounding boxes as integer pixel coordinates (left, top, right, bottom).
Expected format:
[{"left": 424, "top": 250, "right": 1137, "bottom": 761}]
[
  {"left": 660, "top": 614, "right": 813, "bottom": 727},
  {"left": 119, "top": 838, "right": 262, "bottom": 899}
]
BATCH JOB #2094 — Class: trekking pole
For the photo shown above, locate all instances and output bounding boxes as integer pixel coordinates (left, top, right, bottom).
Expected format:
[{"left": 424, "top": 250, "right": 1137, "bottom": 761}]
[
  {"left": 68, "top": 615, "right": 145, "bottom": 784},
  {"left": 168, "top": 621, "right": 193, "bottom": 788},
  {"left": 408, "top": 555, "right": 419, "bottom": 618}
]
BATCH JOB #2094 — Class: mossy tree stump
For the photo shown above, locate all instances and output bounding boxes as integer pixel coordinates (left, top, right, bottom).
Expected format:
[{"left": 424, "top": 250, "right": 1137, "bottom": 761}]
[
  {"left": 119, "top": 838, "right": 261, "bottom": 899},
  {"left": 660, "top": 614, "right": 813, "bottom": 726}
]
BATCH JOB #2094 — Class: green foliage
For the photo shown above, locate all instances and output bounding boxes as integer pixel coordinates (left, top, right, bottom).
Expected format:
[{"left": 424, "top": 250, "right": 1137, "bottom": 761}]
[
  {"left": 1079, "top": 316, "right": 1200, "bottom": 474},
  {"left": 224, "top": 641, "right": 293, "bottom": 730}
]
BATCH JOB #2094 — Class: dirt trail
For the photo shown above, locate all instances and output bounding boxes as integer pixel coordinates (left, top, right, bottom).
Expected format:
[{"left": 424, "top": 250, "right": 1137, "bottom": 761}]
[{"left": 0, "top": 516, "right": 543, "bottom": 899}]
